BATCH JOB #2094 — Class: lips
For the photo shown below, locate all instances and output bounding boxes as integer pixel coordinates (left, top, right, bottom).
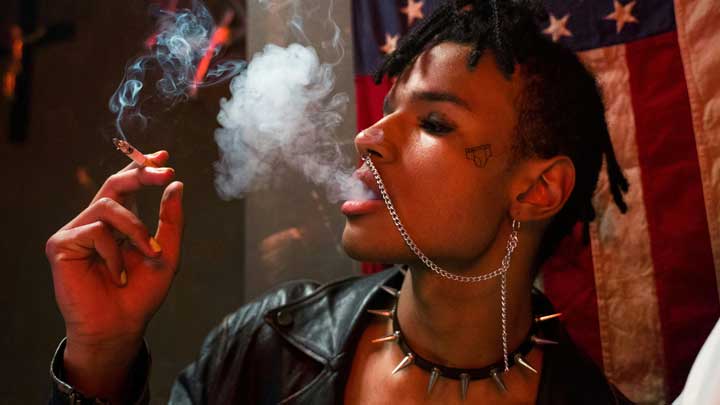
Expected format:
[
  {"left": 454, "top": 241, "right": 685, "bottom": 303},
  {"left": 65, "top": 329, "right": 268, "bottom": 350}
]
[
  {"left": 341, "top": 166, "right": 384, "bottom": 216},
  {"left": 353, "top": 166, "right": 382, "bottom": 201}
]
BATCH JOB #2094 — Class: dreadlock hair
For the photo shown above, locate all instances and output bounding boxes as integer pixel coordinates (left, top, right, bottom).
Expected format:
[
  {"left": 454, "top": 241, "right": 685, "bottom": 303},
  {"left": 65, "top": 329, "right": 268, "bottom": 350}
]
[{"left": 374, "top": 0, "right": 629, "bottom": 265}]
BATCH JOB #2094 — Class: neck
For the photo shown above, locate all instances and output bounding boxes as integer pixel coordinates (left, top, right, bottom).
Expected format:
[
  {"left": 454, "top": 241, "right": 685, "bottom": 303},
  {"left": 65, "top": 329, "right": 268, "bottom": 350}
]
[{"left": 395, "top": 223, "right": 538, "bottom": 369}]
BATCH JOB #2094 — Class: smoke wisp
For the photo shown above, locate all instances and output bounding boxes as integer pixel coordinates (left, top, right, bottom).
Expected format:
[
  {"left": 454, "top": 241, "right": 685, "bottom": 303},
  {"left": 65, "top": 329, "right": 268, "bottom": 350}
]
[{"left": 109, "top": 1, "right": 244, "bottom": 140}]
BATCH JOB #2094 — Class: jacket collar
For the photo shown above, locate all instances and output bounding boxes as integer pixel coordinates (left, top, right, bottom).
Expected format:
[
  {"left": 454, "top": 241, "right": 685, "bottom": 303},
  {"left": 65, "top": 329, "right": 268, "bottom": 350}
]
[{"left": 264, "top": 266, "right": 402, "bottom": 366}]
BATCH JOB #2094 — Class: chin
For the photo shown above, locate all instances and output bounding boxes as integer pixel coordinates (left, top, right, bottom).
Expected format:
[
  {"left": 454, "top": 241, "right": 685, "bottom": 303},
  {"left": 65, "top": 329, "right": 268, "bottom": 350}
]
[{"left": 341, "top": 221, "right": 408, "bottom": 263}]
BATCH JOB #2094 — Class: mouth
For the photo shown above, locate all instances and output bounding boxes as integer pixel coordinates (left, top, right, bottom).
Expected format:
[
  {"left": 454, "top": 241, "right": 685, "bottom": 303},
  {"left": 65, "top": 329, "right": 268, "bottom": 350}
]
[{"left": 341, "top": 165, "right": 384, "bottom": 216}]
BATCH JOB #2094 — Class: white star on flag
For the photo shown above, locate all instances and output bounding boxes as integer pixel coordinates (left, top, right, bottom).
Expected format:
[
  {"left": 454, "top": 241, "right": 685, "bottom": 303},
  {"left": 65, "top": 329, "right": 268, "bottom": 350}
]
[
  {"left": 605, "top": 0, "right": 639, "bottom": 33},
  {"left": 543, "top": 13, "right": 573, "bottom": 42},
  {"left": 401, "top": 0, "right": 425, "bottom": 26},
  {"left": 380, "top": 33, "right": 400, "bottom": 54}
]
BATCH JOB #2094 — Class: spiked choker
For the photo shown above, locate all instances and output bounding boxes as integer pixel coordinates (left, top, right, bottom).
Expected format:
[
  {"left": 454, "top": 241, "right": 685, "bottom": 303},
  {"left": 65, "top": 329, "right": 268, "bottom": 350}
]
[{"left": 368, "top": 281, "right": 561, "bottom": 401}]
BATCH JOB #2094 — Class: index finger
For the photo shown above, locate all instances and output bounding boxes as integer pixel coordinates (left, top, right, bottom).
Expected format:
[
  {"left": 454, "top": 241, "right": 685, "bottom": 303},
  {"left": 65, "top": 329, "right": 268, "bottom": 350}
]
[
  {"left": 91, "top": 166, "right": 175, "bottom": 206},
  {"left": 118, "top": 150, "right": 170, "bottom": 173}
]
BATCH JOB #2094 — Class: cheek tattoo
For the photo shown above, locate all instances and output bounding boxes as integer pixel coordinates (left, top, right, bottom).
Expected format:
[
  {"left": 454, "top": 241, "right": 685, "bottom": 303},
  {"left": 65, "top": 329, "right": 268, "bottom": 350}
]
[{"left": 465, "top": 144, "right": 493, "bottom": 168}]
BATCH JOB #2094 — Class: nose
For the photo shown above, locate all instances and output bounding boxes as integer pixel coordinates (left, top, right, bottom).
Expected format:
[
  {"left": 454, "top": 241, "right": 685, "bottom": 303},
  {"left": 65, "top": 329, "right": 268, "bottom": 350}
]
[{"left": 355, "top": 125, "right": 395, "bottom": 161}]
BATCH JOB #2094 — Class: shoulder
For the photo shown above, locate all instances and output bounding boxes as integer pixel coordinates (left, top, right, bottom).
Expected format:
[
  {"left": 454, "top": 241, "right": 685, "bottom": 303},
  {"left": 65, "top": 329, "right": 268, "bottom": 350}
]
[
  {"left": 171, "top": 270, "right": 399, "bottom": 402},
  {"left": 539, "top": 342, "right": 633, "bottom": 404},
  {"left": 533, "top": 291, "right": 633, "bottom": 404},
  {"left": 205, "top": 267, "right": 401, "bottom": 359},
  {"left": 208, "top": 279, "right": 322, "bottom": 343},
  {"left": 170, "top": 279, "right": 325, "bottom": 401}
]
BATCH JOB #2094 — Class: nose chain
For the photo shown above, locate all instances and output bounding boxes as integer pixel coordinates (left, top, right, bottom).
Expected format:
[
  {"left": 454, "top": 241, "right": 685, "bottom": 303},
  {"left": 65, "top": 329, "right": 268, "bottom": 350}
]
[{"left": 361, "top": 154, "right": 521, "bottom": 371}]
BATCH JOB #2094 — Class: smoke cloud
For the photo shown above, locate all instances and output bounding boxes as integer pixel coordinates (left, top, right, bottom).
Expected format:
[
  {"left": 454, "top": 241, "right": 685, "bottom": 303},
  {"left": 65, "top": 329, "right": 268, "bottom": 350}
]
[
  {"left": 110, "top": 0, "right": 370, "bottom": 203},
  {"left": 214, "top": 0, "right": 370, "bottom": 203},
  {"left": 214, "top": 43, "right": 370, "bottom": 203}
]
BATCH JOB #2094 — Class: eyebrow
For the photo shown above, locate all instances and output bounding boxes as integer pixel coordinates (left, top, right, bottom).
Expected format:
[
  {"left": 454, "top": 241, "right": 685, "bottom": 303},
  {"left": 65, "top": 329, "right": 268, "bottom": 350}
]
[
  {"left": 415, "top": 91, "right": 471, "bottom": 110},
  {"left": 383, "top": 91, "right": 471, "bottom": 114}
]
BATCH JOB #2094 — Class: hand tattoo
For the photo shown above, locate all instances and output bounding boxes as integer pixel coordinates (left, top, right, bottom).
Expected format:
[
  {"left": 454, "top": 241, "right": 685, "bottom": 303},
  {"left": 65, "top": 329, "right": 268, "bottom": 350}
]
[{"left": 465, "top": 145, "right": 492, "bottom": 168}]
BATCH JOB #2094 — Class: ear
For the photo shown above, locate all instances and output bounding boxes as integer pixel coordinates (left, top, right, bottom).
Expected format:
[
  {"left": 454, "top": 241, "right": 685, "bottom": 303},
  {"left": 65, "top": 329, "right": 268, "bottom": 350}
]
[{"left": 510, "top": 156, "right": 575, "bottom": 223}]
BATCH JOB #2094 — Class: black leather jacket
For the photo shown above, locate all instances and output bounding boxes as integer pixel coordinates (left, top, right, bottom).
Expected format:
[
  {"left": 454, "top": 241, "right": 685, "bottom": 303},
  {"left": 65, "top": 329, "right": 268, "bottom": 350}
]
[{"left": 50, "top": 267, "right": 632, "bottom": 404}]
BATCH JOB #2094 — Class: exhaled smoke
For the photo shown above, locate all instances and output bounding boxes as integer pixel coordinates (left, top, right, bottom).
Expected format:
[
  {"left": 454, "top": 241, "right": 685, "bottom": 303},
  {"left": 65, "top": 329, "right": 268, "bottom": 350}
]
[
  {"left": 109, "top": 0, "right": 244, "bottom": 140},
  {"left": 213, "top": 0, "right": 370, "bottom": 203},
  {"left": 110, "top": 0, "right": 369, "bottom": 202},
  {"left": 214, "top": 43, "right": 371, "bottom": 202}
]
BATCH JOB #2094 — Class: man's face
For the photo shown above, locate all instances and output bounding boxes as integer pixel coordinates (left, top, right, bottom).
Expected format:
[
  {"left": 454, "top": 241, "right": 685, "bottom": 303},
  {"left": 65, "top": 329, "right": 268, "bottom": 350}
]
[{"left": 341, "top": 42, "right": 523, "bottom": 270}]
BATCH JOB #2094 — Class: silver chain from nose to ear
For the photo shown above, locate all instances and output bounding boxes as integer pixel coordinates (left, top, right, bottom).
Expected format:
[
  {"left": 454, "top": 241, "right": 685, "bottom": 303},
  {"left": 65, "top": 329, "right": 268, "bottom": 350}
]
[
  {"left": 361, "top": 155, "right": 520, "bottom": 283},
  {"left": 361, "top": 154, "right": 521, "bottom": 371}
]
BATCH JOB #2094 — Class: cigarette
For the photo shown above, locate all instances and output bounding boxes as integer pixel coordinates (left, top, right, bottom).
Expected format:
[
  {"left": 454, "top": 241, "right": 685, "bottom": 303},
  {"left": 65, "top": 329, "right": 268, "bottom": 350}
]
[{"left": 112, "top": 138, "right": 158, "bottom": 168}]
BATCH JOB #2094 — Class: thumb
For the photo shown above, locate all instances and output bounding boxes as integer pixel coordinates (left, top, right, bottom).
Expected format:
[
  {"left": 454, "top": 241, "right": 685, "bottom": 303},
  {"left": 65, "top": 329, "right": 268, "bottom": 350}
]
[{"left": 155, "top": 181, "right": 184, "bottom": 269}]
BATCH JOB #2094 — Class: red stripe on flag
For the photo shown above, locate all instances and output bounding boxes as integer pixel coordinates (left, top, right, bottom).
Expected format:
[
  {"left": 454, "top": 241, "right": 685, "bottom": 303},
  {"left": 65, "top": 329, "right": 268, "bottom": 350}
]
[
  {"left": 626, "top": 31, "right": 720, "bottom": 398},
  {"left": 354, "top": 75, "right": 392, "bottom": 131},
  {"left": 542, "top": 223, "right": 604, "bottom": 368}
]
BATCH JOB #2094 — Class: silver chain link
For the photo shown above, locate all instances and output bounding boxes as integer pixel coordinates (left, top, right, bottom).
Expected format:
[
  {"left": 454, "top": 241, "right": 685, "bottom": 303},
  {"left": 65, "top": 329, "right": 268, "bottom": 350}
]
[{"left": 362, "top": 155, "right": 520, "bottom": 372}]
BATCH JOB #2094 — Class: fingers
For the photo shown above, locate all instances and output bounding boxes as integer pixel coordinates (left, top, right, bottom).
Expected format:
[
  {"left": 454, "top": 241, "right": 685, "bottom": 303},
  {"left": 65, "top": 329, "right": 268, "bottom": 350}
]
[
  {"left": 92, "top": 166, "right": 175, "bottom": 206},
  {"left": 56, "top": 222, "right": 126, "bottom": 286},
  {"left": 155, "top": 181, "right": 184, "bottom": 268},
  {"left": 118, "top": 150, "right": 169, "bottom": 173},
  {"left": 63, "top": 197, "right": 162, "bottom": 258}
]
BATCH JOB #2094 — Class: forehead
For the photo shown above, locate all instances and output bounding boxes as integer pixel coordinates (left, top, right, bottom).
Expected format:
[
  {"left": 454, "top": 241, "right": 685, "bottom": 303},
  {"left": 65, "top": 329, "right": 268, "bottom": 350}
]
[{"left": 392, "top": 42, "right": 520, "bottom": 117}]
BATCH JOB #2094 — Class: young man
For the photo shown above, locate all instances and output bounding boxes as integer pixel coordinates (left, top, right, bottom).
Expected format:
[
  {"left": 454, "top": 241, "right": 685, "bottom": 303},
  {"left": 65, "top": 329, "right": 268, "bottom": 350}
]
[{"left": 47, "top": 1, "right": 631, "bottom": 403}]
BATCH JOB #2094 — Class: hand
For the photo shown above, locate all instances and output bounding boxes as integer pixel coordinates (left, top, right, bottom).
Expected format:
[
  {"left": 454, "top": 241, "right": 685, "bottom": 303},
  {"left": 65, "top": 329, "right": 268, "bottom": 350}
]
[{"left": 45, "top": 151, "right": 184, "bottom": 398}]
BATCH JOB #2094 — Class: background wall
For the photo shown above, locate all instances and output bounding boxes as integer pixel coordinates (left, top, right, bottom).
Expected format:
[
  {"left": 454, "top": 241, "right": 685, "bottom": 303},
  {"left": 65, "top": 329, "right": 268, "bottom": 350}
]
[{"left": 0, "top": 0, "right": 356, "bottom": 403}]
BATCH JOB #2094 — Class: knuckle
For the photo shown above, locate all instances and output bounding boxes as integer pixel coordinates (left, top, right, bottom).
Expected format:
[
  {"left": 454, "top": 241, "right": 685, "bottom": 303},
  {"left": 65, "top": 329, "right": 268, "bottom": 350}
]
[
  {"left": 106, "top": 172, "right": 123, "bottom": 186},
  {"left": 45, "top": 234, "right": 59, "bottom": 257},
  {"left": 90, "top": 220, "right": 109, "bottom": 234},
  {"left": 96, "top": 197, "right": 118, "bottom": 211}
]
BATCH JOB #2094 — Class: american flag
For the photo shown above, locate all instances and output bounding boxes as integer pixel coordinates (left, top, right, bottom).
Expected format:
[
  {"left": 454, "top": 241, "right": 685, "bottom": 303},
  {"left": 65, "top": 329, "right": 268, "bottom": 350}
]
[{"left": 351, "top": 0, "right": 720, "bottom": 402}]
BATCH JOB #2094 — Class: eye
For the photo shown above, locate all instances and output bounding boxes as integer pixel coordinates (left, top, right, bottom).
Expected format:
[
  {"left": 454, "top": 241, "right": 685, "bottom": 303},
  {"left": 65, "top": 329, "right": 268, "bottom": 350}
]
[{"left": 419, "top": 112, "right": 455, "bottom": 135}]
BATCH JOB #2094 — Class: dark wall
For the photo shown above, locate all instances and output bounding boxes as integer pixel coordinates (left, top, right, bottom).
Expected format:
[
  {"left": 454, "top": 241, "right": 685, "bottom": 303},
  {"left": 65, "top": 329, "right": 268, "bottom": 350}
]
[{"left": 0, "top": 1, "right": 247, "bottom": 403}]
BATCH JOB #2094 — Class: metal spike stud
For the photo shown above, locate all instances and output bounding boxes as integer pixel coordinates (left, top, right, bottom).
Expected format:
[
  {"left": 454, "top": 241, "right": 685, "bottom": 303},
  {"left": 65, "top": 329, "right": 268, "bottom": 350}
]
[
  {"left": 392, "top": 353, "right": 415, "bottom": 375},
  {"left": 534, "top": 313, "right": 562, "bottom": 323},
  {"left": 399, "top": 266, "right": 408, "bottom": 276},
  {"left": 427, "top": 367, "right": 441, "bottom": 395},
  {"left": 514, "top": 353, "right": 538, "bottom": 374},
  {"left": 460, "top": 373, "right": 470, "bottom": 400},
  {"left": 367, "top": 309, "right": 394, "bottom": 318},
  {"left": 371, "top": 331, "right": 400, "bottom": 344},
  {"left": 490, "top": 369, "right": 507, "bottom": 393},
  {"left": 381, "top": 285, "right": 399, "bottom": 297},
  {"left": 531, "top": 335, "right": 559, "bottom": 346}
]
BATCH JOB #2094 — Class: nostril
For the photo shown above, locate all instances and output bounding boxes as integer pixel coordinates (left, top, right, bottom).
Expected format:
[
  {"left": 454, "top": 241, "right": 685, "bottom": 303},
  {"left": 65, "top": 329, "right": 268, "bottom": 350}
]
[{"left": 367, "top": 149, "right": 383, "bottom": 158}]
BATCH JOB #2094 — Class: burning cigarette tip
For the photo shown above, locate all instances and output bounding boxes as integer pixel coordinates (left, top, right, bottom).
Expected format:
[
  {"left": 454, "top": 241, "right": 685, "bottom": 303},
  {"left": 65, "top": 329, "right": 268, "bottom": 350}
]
[
  {"left": 112, "top": 138, "right": 157, "bottom": 168},
  {"left": 112, "top": 138, "right": 134, "bottom": 154}
]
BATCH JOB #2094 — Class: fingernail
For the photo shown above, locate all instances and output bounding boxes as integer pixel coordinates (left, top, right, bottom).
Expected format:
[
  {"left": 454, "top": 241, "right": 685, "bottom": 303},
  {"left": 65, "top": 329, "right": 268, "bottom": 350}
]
[
  {"left": 149, "top": 237, "right": 162, "bottom": 253},
  {"left": 120, "top": 270, "right": 128, "bottom": 286},
  {"left": 149, "top": 167, "right": 174, "bottom": 175}
]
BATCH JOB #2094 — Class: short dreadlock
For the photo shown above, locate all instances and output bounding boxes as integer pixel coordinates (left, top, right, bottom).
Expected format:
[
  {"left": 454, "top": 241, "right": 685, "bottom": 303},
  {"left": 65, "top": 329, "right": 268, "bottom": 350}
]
[{"left": 374, "top": 0, "right": 629, "bottom": 265}]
